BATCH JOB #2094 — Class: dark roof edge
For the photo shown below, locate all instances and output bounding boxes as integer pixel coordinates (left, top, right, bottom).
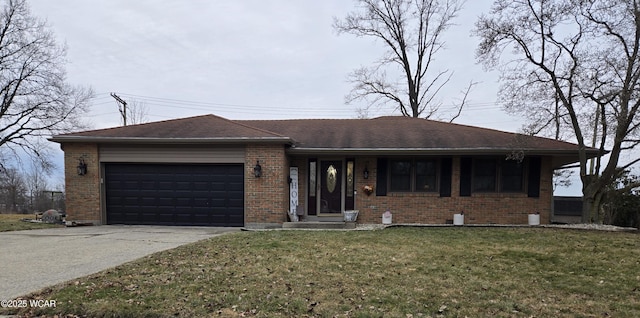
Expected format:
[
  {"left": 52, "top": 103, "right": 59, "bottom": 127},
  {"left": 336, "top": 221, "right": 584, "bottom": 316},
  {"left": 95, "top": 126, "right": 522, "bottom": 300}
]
[
  {"left": 287, "top": 147, "right": 601, "bottom": 156},
  {"left": 48, "top": 136, "right": 293, "bottom": 144}
]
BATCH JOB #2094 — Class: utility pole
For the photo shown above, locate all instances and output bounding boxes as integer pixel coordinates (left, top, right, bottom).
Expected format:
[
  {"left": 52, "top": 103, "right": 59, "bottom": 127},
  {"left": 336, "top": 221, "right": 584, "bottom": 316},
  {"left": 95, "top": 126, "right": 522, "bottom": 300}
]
[{"left": 110, "top": 92, "right": 128, "bottom": 126}]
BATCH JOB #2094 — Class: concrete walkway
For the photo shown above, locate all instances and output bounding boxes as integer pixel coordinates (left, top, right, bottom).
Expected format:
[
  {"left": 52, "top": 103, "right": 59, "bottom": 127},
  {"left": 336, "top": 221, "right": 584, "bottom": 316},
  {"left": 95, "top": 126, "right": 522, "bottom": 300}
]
[{"left": 0, "top": 225, "right": 239, "bottom": 300}]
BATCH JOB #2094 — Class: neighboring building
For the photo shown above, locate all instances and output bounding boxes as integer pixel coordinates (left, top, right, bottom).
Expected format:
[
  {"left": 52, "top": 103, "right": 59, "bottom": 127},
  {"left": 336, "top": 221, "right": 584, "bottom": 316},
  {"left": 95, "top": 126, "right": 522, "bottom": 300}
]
[{"left": 49, "top": 114, "right": 599, "bottom": 228}]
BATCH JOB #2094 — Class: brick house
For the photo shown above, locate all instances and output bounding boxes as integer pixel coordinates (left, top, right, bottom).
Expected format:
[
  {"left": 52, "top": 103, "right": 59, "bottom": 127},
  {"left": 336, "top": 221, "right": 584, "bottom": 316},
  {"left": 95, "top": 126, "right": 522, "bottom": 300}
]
[{"left": 50, "top": 114, "right": 598, "bottom": 228}]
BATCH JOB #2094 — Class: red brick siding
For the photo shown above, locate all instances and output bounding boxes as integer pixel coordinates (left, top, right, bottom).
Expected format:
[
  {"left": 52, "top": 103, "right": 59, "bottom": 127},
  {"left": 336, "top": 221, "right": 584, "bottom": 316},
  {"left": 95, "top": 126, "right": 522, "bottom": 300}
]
[
  {"left": 290, "top": 156, "right": 553, "bottom": 225},
  {"left": 62, "top": 143, "right": 101, "bottom": 224},
  {"left": 61, "top": 140, "right": 553, "bottom": 226},
  {"left": 352, "top": 156, "right": 552, "bottom": 224},
  {"left": 245, "top": 144, "right": 289, "bottom": 224}
]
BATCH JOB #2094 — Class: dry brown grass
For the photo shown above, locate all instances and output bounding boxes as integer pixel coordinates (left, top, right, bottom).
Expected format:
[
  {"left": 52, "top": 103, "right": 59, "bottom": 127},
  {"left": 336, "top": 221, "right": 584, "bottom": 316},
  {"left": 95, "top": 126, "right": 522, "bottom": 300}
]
[
  {"left": 0, "top": 213, "right": 62, "bottom": 232},
  {"left": 4, "top": 227, "right": 640, "bottom": 317}
]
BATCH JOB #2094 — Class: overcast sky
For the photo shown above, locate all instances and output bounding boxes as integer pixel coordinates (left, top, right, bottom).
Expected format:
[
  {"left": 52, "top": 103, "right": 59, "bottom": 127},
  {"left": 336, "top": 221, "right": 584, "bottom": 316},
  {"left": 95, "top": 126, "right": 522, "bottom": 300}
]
[
  {"left": 28, "top": 1, "right": 516, "bottom": 128},
  {"left": 26, "top": 1, "right": 581, "bottom": 195}
]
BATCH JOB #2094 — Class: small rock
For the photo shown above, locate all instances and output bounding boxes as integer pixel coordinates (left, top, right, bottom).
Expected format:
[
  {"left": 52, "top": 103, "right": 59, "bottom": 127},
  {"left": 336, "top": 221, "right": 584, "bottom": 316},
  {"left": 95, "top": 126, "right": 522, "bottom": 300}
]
[{"left": 41, "top": 209, "right": 62, "bottom": 223}]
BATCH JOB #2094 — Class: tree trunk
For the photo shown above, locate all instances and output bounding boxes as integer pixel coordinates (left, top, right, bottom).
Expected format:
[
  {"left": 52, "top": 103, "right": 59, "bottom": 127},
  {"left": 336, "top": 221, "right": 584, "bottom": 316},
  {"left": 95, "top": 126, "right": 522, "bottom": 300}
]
[{"left": 582, "top": 175, "right": 605, "bottom": 223}]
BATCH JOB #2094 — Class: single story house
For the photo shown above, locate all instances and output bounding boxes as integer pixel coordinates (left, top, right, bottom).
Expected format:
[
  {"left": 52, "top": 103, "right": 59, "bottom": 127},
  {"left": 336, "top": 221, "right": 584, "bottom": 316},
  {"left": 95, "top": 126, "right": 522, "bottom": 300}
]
[{"left": 49, "top": 114, "right": 599, "bottom": 228}]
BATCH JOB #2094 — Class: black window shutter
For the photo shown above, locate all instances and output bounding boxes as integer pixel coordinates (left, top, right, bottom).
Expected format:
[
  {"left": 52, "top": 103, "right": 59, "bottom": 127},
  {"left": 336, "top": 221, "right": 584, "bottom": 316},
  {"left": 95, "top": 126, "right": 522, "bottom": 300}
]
[
  {"left": 440, "top": 157, "right": 452, "bottom": 197},
  {"left": 459, "top": 157, "right": 472, "bottom": 197},
  {"left": 376, "top": 158, "right": 387, "bottom": 196},
  {"left": 528, "top": 157, "right": 541, "bottom": 198}
]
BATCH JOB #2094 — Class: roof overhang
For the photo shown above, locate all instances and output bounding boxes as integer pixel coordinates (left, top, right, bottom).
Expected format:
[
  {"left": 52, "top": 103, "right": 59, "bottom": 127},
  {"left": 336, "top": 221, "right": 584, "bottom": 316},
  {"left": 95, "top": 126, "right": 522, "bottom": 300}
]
[
  {"left": 286, "top": 147, "right": 603, "bottom": 168},
  {"left": 48, "top": 136, "right": 293, "bottom": 145},
  {"left": 287, "top": 147, "right": 598, "bottom": 155}
]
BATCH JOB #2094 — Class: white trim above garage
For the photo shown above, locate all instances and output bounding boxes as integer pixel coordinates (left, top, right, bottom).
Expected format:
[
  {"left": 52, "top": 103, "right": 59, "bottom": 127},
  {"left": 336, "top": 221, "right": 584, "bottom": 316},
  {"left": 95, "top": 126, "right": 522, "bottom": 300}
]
[{"left": 99, "top": 145, "right": 245, "bottom": 163}]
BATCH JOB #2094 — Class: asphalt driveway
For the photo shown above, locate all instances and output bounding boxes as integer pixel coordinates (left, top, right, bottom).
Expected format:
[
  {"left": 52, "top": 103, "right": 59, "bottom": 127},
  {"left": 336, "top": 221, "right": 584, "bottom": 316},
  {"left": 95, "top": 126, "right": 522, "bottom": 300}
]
[{"left": 0, "top": 225, "right": 239, "bottom": 300}]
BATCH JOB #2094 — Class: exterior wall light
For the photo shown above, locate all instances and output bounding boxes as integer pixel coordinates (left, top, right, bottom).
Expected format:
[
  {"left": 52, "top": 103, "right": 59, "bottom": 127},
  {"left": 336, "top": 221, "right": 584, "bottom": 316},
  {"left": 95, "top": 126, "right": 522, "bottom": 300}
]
[
  {"left": 77, "top": 158, "right": 88, "bottom": 176},
  {"left": 253, "top": 160, "right": 262, "bottom": 178},
  {"left": 363, "top": 166, "right": 369, "bottom": 179}
]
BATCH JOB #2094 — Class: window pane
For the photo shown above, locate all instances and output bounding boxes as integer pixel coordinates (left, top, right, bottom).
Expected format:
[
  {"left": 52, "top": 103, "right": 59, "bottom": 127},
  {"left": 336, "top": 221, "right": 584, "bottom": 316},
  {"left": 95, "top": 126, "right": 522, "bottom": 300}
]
[
  {"left": 473, "top": 159, "right": 496, "bottom": 191},
  {"left": 309, "top": 161, "right": 316, "bottom": 197},
  {"left": 416, "top": 160, "right": 437, "bottom": 192},
  {"left": 390, "top": 160, "right": 411, "bottom": 191},
  {"left": 346, "top": 161, "right": 354, "bottom": 197},
  {"left": 501, "top": 160, "right": 524, "bottom": 192}
]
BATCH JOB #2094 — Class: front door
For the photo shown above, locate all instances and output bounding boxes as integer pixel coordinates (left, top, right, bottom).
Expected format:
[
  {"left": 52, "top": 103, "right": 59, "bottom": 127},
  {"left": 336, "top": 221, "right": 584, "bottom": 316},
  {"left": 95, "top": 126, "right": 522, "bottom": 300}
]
[{"left": 320, "top": 160, "right": 342, "bottom": 214}]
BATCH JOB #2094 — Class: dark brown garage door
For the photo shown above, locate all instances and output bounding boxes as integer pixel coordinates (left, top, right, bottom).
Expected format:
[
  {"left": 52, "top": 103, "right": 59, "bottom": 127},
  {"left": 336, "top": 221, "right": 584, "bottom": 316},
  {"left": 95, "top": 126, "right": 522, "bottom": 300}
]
[{"left": 105, "top": 163, "right": 244, "bottom": 226}]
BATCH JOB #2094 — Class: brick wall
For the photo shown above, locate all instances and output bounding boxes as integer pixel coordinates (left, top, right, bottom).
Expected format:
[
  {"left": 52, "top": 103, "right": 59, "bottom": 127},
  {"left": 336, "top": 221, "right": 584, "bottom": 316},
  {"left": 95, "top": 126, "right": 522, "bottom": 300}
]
[
  {"left": 61, "top": 142, "right": 292, "bottom": 227},
  {"left": 60, "top": 141, "right": 552, "bottom": 227},
  {"left": 245, "top": 144, "right": 289, "bottom": 227},
  {"left": 62, "top": 143, "right": 101, "bottom": 224},
  {"left": 353, "top": 156, "right": 553, "bottom": 225},
  {"left": 290, "top": 156, "right": 553, "bottom": 225}
]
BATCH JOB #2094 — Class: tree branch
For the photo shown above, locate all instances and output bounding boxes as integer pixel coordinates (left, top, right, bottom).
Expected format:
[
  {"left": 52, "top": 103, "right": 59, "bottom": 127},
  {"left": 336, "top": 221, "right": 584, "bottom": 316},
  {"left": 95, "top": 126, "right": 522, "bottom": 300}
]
[{"left": 335, "top": 0, "right": 464, "bottom": 118}]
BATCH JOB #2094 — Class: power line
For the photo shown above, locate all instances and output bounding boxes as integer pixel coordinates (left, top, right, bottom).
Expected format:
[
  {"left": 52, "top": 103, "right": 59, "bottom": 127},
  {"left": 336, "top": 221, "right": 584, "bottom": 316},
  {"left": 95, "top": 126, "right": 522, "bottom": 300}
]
[
  {"left": 106, "top": 92, "right": 504, "bottom": 113},
  {"left": 87, "top": 92, "right": 510, "bottom": 122},
  {"left": 117, "top": 92, "right": 357, "bottom": 113}
]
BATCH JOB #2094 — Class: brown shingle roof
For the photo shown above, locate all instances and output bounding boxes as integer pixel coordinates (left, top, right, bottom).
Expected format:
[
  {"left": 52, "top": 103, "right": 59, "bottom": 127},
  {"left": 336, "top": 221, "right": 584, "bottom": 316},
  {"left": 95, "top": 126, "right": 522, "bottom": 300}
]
[
  {"left": 240, "top": 116, "right": 587, "bottom": 153},
  {"left": 51, "top": 114, "right": 598, "bottom": 162},
  {"left": 50, "top": 114, "right": 290, "bottom": 143}
]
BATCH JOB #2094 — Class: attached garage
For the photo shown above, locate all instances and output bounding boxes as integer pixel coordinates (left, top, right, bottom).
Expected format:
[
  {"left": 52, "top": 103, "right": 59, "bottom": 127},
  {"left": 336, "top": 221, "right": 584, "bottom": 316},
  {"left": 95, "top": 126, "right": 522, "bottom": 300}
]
[
  {"left": 99, "top": 144, "right": 248, "bottom": 227},
  {"left": 105, "top": 163, "right": 244, "bottom": 226},
  {"left": 50, "top": 115, "right": 292, "bottom": 227}
]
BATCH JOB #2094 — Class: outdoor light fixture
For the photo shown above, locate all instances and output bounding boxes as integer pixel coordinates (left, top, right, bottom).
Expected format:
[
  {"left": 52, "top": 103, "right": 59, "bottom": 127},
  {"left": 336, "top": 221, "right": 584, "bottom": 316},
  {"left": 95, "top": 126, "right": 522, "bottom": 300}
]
[
  {"left": 253, "top": 160, "right": 262, "bottom": 178},
  {"left": 363, "top": 166, "right": 369, "bottom": 179},
  {"left": 77, "top": 158, "right": 87, "bottom": 176}
]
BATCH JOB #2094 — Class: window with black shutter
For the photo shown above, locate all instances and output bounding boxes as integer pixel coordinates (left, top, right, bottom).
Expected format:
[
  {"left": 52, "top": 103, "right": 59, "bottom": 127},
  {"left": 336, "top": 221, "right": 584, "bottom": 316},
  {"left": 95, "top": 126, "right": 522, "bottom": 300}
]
[
  {"left": 467, "top": 157, "right": 529, "bottom": 194},
  {"left": 386, "top": 158, "right": 440, "bottom": 193}
]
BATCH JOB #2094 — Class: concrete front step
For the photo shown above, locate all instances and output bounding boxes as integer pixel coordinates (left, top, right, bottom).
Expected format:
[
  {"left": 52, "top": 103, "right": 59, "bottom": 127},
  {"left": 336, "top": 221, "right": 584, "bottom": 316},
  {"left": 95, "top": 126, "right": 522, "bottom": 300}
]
[{"left": 282, "top": 221, "right": 356, "bottom": 229}]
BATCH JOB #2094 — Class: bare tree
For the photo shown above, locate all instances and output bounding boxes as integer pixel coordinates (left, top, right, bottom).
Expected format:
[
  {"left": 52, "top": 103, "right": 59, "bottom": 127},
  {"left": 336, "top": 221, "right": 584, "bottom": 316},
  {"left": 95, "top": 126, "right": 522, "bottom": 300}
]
[
  {"left": 26, "top": 160, "right": 49, "bottom": 211},
  {"left": 0, "top": 0, "right": 92, "bottom": 167},
  {"left": 475, "top": 0, "right": 640, "bottom": 223},
  {"left": 334, "top": 0, "right": 470, "bottom": 118},
  {"left": 0, "top": 167, "right": 26, "bottom": 213},
  {"left": 126, "top": 100, "right": 149, "bottom": 125}
]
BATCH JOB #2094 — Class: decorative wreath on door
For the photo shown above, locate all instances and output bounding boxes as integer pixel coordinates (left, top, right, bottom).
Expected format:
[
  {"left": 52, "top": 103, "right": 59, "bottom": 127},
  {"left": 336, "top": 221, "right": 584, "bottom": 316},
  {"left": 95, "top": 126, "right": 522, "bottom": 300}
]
[{"left": 327, "top": 165, "right": 337, "bottom": 193}]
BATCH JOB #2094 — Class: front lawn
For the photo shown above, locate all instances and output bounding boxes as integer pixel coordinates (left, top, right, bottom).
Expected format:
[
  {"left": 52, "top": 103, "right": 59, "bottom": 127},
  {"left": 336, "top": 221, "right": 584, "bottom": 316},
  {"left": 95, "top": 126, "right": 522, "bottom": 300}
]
[
  {"left": 0, "top": 213, "right": 63, "bottom": 232},
  {"left": 4, "top": 227, "right": 640, "bottom": 317}
]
